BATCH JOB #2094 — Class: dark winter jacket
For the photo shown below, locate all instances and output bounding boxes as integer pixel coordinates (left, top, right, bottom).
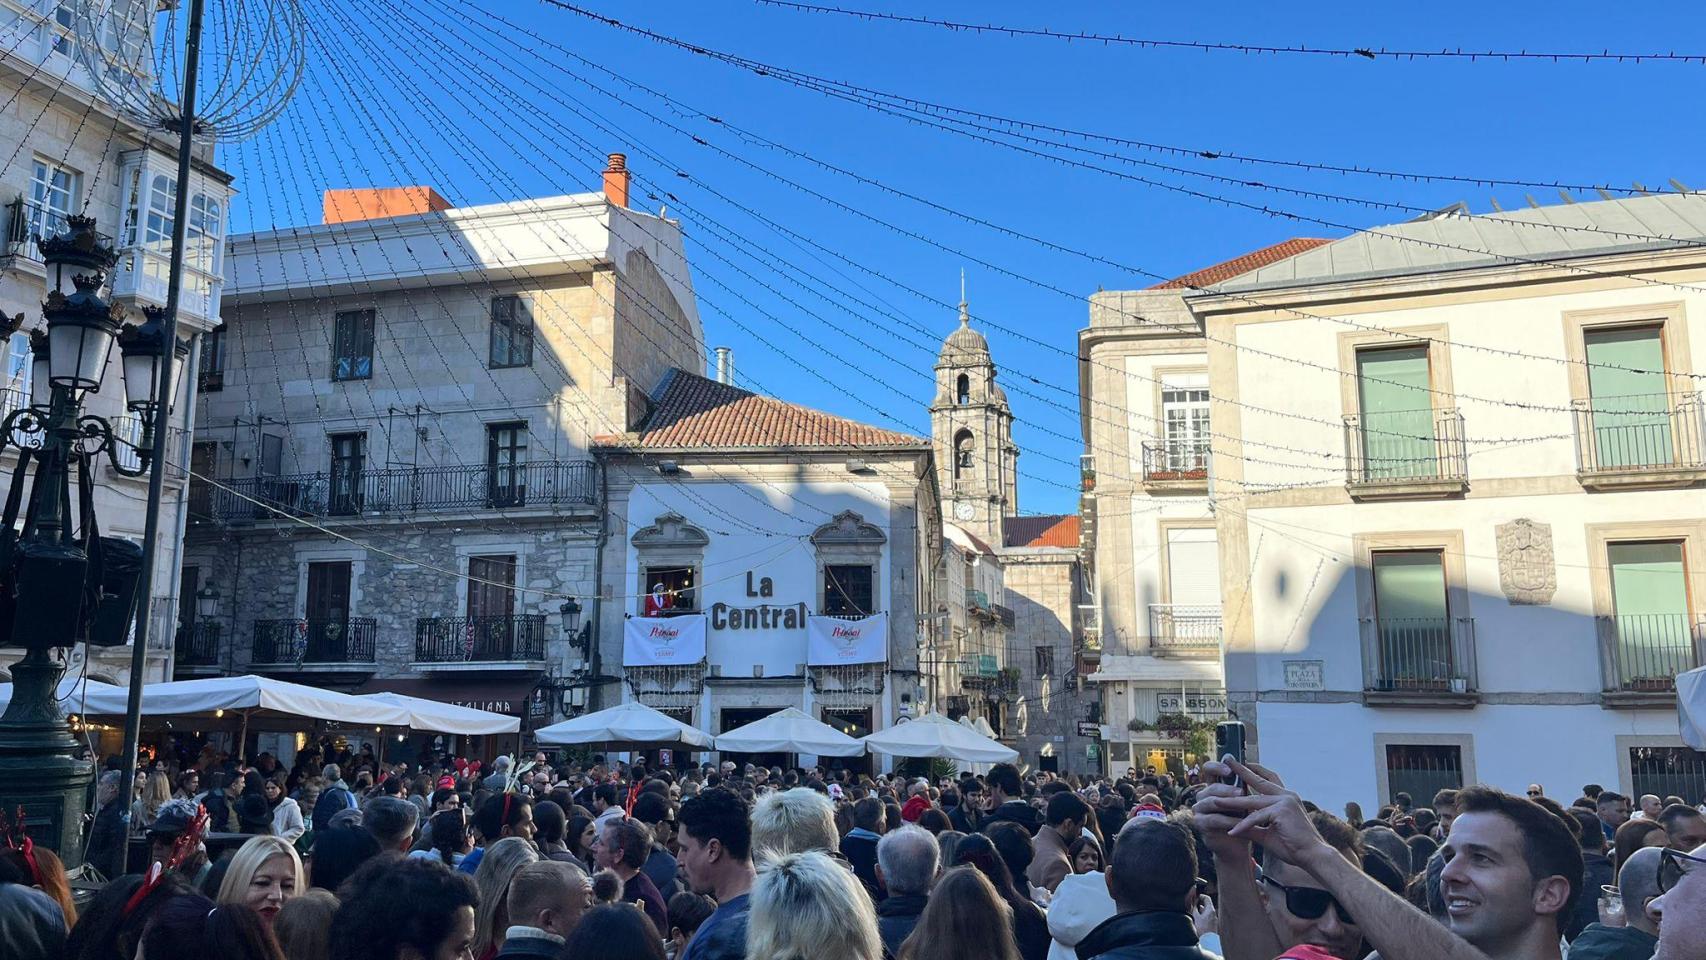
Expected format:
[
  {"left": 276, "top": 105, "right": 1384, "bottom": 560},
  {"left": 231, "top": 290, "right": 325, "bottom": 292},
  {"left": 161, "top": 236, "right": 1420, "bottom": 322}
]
[
  {"left": 982, "top": 800, "right": 1043, "bottom": 833},
  {"left": 876, "top": 893, "right": 928, "bottom": 959},
  {"left": 1565, "top": 924, "right": 1657, "bottom": 960},
  {"left": 1073, "top": 911, "right": 1219, "bottom": 960}
]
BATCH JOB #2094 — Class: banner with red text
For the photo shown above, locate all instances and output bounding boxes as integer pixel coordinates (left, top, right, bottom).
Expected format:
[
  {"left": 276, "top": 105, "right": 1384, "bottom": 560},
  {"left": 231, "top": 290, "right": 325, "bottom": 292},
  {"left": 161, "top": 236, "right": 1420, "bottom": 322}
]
[
  {"left": 806, "top": 613, "right": 888, "bottom": 666},
  {"left": 623, "top": 614, "right": 708, "bottom": 666}
]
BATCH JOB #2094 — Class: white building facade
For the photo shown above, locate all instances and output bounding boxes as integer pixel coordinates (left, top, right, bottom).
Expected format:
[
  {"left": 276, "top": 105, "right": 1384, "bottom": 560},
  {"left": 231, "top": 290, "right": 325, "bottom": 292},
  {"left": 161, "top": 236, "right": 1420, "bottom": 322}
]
[
  {"left": 595, "top": 368, "right": 940, "bottom": 773},
  {"left": 1185, "top": 198, "right": 1706, "bottom": 809},
  {"left": 1, "top": 2, "right": 233, "bottom": 689}
]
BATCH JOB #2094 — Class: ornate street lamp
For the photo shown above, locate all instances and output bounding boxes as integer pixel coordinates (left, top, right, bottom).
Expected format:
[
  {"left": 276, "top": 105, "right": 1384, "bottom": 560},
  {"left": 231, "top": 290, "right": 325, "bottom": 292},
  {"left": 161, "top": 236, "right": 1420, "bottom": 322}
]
[
  {"left": 195, "top": 582, "right": 220, "bottom": 620},
  {"left": 0, "top": 215, "right": 165, "bottom": 863},
  {"left": 559, "top": 597, "right": 583, "bottom": 637}
]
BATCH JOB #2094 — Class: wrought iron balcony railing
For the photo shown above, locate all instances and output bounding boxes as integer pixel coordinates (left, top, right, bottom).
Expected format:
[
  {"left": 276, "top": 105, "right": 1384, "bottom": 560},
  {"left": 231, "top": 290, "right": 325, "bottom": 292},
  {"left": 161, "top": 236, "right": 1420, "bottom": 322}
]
[
  {"left": 4, "top": 197, "right": 110, "bottom": 260},
  {"left": 1148, "top": 604, "right": 1223, "bottom": 656},
  {"left": 174, "top": 620, "right": 222, "bottom": 667},
  {"left": 415, "top": 614, "right": 548, "bottom": 663},
  {"left": 1597, "top": 613, "right": 1705, "bottom": 693},
  {"left": 251, "top": 618, "right": 378, "bottom": 665},
  {"left": 1141, "top": 439, "right": 1210, "bottom": 485},
  {"left": 1343, "top": 408, "right": 1468, "bottom": 490},
  {"left": 1572, "top": 393, "right": 1706, "bottom": 479},
  {"left": 194, "top": 459, "right": 596, "bottom": 523},
  {"left": 1361, "top": 616, "right": 1478, "bottom": 693}
]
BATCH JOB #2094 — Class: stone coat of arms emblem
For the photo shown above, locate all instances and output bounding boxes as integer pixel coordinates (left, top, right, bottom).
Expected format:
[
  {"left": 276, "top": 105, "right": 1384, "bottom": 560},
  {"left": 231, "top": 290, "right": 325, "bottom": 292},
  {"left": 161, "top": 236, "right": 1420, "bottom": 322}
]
[{"left": 1496, "top": 519, "right": 1556, "bottom": 605}]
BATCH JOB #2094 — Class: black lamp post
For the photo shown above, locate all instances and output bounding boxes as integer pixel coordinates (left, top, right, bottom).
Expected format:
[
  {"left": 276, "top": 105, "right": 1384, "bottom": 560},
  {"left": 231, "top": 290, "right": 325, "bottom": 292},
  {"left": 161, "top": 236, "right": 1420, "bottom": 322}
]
[{"left": 0, "top": 215, "right": 181, "bottom": 863}]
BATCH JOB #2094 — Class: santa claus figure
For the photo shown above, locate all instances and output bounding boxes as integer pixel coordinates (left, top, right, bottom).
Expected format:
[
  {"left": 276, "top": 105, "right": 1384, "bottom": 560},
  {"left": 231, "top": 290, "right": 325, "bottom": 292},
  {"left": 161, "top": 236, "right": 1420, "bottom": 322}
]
[{"left": 643, "top": 583, "right": 673, "bottom": 618}]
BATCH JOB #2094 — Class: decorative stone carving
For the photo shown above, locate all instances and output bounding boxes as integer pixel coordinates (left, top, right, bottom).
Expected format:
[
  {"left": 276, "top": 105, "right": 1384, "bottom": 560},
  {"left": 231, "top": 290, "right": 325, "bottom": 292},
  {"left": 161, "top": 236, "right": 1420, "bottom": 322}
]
[
  {"left": 809, "top": 510, "right": 886, "bottom": 546},
  {"left": 631, "top": 512, "right": 710, "bottom": 548},
  {"left": 1496, "top": 519, "right": 1556, "bottom": 605}
]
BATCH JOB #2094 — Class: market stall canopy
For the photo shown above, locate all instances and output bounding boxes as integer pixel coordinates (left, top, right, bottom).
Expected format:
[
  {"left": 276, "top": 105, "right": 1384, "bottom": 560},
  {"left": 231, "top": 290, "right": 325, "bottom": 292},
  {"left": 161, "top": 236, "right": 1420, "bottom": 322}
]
[
  {"left": 862, "top": 712, "right": 1019, "bottom": 763},
  {"left": 714, "top": 707, "right": 864, "bottom": 757},
  {"left": 69, "top": 675, "right": 411, "bottom": 726},
  {"left": 0, "top": 677, "right": 127, "bottom": 715},
  {"left": 1680, "top": 665, "right": 1706, "bottom": 750},
  {"left": 533, "top": 701, "right": 713, "bottom": 750},
  {"left": 361, "top": 692, "right": 519, "bottom": 736}
]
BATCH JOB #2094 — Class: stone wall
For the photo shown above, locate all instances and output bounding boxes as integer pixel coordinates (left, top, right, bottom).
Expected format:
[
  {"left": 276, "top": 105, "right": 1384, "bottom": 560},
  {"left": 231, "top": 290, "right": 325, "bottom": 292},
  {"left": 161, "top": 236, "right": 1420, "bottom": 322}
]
[{"left": 1002, "top": 549, "right": 1089, "bottom": 773}]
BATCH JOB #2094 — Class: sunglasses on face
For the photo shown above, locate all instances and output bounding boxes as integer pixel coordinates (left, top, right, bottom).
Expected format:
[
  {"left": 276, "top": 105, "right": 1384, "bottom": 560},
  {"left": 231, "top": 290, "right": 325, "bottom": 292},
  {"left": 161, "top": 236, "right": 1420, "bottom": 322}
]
[
  {"left": 1658, "top": 847, "right": 1706, "bottom": 893},
  {"left": 1260, "top": 874, "right": 1355, "bottom": 925}
]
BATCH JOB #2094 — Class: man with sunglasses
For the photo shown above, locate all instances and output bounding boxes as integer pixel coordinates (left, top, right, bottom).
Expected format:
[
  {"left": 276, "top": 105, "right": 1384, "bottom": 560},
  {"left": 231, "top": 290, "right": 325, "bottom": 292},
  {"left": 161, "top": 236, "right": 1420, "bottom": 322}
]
[
  {"left": 1652, "top": 843, "right": 1706, "bottom": 960},
  {"left": 1198, "top": 759, "right": 1580, "bottom": 960}
]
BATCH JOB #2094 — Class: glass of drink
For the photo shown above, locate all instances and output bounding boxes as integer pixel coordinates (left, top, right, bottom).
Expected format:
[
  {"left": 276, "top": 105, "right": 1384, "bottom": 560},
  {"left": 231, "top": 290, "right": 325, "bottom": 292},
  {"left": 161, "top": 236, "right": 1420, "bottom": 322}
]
[{"left": 1599, "top": 884, "right": 1625, "bottom": 926}]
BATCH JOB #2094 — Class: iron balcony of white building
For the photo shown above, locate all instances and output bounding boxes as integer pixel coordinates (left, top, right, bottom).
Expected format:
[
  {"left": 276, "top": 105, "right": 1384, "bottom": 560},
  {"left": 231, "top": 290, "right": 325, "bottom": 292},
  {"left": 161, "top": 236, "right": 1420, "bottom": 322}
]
[
  {"left": 192, "top": 460, "right": 597, "bottom": 524},
  {"left": 1360, "top": 616, "right": 1478, "bottom": 707},
  {"left": 1140, "top": 439, "right": 1210, "bottom": 492},
  {"left": 1597, "top": 613, "right": 1706, "bottom": 706},
  {"left": 1572, "top": 392, "right": 1706, "bottom": 489},
  {"left": 173, "top": 619, "right": 223, "bottom": 672},
  {"left": 1147, "top": 604, "right": 1222, "bottom": 658},
  {"left": 414, "top": 615, "right": 548, "bottom": 670},
  {"left": 960, "top": 653, "right": 1000, "bottom": 687},
  {"left": 250, "top": 617, "right": 379, "bottom": 673},
  {"left": 1341, "top": 408, "right": 1468, "bottom": 500}
]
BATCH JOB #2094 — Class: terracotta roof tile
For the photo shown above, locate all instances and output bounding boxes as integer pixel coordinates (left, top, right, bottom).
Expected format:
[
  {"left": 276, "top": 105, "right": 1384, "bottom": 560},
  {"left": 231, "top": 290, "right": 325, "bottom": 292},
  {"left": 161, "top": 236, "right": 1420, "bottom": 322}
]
[
  {"left": 1151, "top": 238, "right": 1332, "bottom": 290},
  {"left": 1003, "top": 515, "right": 1080, "bottom": 549},
  {"left": 599, "top": 369, "right": 927, "bottom": 450}
]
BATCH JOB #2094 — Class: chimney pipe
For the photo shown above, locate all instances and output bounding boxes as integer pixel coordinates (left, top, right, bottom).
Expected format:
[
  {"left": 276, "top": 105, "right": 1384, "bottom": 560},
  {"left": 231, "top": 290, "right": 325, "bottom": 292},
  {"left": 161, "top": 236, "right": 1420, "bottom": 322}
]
[
  {"left": 603, "top": 153, "right": 630, "bottom": 209},
  {"left": 714, "top": 346, "right": 732, "bottom": 385}
]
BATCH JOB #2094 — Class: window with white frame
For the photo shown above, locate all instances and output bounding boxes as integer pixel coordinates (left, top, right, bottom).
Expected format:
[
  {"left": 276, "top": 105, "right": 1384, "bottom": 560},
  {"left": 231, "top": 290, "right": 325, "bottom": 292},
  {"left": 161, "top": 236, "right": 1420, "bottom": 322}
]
[
  {"left": 4, "top": 333, "right": 30, "bottom": 416},
  {"left": 143, "top": 174, "right": 175, "bottom": 251},
  {"left": 1160, "top": 374, "right": 1210, "bottom": 473},
  {"left": 29, "top": 158, "right": 79, "bottom": 242},
  {"left": 187, "top": 193, "right": 222, "bottom": 275}
]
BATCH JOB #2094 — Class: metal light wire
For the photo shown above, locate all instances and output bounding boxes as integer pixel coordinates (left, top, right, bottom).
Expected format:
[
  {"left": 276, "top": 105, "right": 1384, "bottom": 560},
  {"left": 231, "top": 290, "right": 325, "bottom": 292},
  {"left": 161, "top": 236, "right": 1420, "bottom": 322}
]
[{"left": 72, "top": 0, "right": 306, "bottom": 143}]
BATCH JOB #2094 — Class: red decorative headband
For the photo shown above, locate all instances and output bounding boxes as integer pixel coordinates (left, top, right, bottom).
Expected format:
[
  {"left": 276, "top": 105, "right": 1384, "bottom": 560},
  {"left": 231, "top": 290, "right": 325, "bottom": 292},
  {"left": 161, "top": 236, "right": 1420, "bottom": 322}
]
[
  {"left": 0, "top": 807, "right": 42, "bottom": 887},
  {"left": 123, "top": 803, "right": 210, "bottom": 916}
]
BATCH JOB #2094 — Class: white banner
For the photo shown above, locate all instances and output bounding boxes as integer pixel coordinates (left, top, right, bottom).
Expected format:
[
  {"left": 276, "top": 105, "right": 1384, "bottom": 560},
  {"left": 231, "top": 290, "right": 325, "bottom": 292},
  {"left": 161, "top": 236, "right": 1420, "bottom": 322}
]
[
  {"left": 807, "top": 613, "right": 888, "bottom": 666},
  {"left": 623, "top": 615, "right": 708, "bottom": 666}
]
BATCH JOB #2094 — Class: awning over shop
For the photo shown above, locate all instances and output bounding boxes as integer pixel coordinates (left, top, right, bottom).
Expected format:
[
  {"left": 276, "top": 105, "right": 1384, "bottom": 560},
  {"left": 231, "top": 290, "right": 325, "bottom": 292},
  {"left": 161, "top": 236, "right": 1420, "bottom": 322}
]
[{"left": 355, "top": 677, "right": 546, "bottom": 727}]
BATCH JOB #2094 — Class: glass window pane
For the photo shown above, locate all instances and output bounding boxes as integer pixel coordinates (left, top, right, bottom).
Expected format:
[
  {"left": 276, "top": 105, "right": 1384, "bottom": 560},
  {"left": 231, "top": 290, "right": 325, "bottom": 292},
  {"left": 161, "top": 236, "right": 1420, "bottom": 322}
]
[
  {"left": 1357, "top": 346, "right": 1435, "bottom": 480},
  {"left": 1372, "top": 551, "right": 1447, "bottom": 621},
  {"left": 1585, "top": 327, "right": 1671, "bottom": 468},
  {"left": 1607, "top": 541, "right": 1691, "bottom": 686}
]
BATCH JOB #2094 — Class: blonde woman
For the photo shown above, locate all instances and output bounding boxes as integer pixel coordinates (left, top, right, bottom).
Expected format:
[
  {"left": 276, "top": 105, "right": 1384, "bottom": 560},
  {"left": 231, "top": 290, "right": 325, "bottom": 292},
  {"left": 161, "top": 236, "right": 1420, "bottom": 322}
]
[
  {"left": 216, "top": 834, "right": 305, "bottom": 929},
  {"left": 473, "top": 835, "right": 540, "bottom": 960},
  {"left": 130, "top": 769, "right": 173, "bottom": 836},
  {"left": 748, "top": 850, "right": 882, "bottom": 960}
]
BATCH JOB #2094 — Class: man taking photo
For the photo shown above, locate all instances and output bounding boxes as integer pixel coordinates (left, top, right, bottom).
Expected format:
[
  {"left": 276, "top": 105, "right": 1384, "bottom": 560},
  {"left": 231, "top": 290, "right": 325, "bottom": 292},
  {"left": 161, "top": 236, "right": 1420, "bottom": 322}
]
[{"left": 1196, "top": 758, "right": 1580, "bottom": 960}]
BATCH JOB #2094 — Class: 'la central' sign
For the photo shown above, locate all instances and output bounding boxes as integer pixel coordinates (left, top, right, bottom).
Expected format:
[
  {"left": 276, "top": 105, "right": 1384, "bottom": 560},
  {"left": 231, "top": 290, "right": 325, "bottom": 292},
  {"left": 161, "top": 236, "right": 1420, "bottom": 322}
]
[{"left": 710, "top": 570, "right": 807, "bottom": 630}]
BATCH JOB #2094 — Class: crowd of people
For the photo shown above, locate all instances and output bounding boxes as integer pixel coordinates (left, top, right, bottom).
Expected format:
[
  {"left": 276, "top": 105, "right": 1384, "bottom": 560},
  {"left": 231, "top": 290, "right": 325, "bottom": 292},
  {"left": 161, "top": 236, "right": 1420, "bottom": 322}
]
[{"left": 3, "top": 744, "right": 1705, "bottom": 960}]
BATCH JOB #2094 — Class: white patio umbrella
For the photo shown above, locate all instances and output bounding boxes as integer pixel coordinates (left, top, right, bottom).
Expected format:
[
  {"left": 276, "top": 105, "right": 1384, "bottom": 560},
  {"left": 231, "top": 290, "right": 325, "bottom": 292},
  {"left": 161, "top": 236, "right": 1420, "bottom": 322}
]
[
  {"left": 714, "top": 707, "right": 864, "bottom": 757},
  {"left": 361, "top": 691, "right": 520, "bottom": 736},
  {"left": 1679, "top": 665, "right": 1706, "bottom": 751},
  {"left": 862, "top": 712, "right": 1018, "bottom": 763},
  {"left": 533, "top": 700, "right": 713, "bottom": 750},
  {"left": 0, "top": 676, "right": 127, "bottom": 715},
  {"left": 69, "top": 675, "right": 412, "bottom": 726}
]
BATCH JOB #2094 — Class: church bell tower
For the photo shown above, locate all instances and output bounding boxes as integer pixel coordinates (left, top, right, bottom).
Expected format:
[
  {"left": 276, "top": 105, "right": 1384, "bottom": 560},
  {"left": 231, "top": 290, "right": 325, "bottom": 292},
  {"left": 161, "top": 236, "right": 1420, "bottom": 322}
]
[{"left": 930, "top": 287, "right": 1017, "bottom": 545}]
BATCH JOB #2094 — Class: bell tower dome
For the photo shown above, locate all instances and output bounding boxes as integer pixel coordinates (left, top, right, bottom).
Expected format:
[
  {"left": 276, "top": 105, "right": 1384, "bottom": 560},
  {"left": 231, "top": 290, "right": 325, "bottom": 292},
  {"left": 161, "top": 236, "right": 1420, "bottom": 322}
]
[{"left": 930, "top": 281, "right": 1017, "bottom": 545}]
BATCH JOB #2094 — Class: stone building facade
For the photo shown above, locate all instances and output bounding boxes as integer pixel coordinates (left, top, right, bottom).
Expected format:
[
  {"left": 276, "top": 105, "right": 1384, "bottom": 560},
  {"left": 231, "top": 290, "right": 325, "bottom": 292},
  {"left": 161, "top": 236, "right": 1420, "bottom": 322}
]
[
  {"left": 182, "top": 161, "right": 701, "bottom": 752},
  {"left": 929, "top": 298, "right": 1092, "bottom": 773}
]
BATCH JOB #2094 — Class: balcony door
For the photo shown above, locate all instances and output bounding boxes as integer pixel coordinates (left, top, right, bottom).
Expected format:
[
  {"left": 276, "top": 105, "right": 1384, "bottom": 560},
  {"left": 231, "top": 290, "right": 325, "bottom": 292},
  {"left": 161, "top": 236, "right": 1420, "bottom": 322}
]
[
  {"left": 1607, "top": 541, "right": 1691, "bottom": 688},
  {"left": 1357, "top": 346, "right": 1435, "bottom": 481},
  {"left": 1158, "top": 528, "right": 1220, "bottom": 649},
  {"left": 306, "top": 561, "right": 352, "bottom": 661},
  {"left": 1160, "top": 378, "right": 1210, "bottom": 477},
  {"left": 329, "top": 433, "right": 365, "bottom": 515},
  {"left": 487, "top": 422, "right": 527, "bottom": 507},
  {"left": 467, "top": 555, "right": 518, "bottom": 660},
  {"left": 1585, "top": 326, "right": 1672, "bottom": 468},
  {"left": 1371, "top": 550, "right": 1451, "bottom": 688}
]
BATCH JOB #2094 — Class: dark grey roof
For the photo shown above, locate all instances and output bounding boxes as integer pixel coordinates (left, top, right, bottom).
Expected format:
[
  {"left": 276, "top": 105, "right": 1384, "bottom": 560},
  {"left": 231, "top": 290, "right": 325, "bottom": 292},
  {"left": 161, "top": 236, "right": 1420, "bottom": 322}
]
[{"left": 1202, "top": 193, "right": 1706, "bottom": 294}]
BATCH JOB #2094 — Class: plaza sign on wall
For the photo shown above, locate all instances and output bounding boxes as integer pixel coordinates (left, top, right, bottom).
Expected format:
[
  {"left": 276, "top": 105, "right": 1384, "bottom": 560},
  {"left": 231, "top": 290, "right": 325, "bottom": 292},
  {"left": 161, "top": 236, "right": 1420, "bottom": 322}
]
[
  {"left": 623, "top": 614, "right": 708, "bottom": 666},
  {"left": 806, "top": 612, "right": 888, "bottom": 665}
]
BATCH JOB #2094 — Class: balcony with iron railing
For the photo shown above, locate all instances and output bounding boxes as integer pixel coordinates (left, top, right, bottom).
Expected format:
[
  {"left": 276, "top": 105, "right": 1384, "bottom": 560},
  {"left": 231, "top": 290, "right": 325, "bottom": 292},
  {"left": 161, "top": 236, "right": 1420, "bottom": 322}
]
[
  {"left": 4, "top": 197, "right": 109, "bottom": 270},
  {"left": 1343, "top": 408, "right": 1468, "bottom": 499},
  {"left": 1598, "top": 613, "right": 1706, "bottom": 704},
  {"left": 1572, "top": 393, "right": 1706, "bottom": 488},
  {"left": 250, "top": 618, "right": 378, "bottom": 671},
  {"left": 1140, "top": 439, "right": 1209, "bottom": 490},
  {"left": 173, "top": 620, "right": 223, "bottom": 671},
  {"left": 1147, "top": 604, "right": 1223, "bottom": 658},
  {"left": 415, "top": 614, "right": 548, "bottom": 668},
  {"left": 959, "top": 653, "right": 1000, "bottom": 687},
  {"left": 191, "top": 459, "right": 597, "bottom": 525},
  {"left": 1360, "top": 616, "right": 1478, "bottom": 706},
  {"left": 109, "top": 417, "right": 192, "bottom": 481}
]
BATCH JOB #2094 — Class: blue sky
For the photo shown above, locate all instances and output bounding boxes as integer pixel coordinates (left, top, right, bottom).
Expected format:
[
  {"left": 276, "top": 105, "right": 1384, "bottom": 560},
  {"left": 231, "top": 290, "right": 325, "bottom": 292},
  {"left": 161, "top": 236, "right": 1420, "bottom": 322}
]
[{"left": 221, "top": 1, "right": 1706, "bottom": 515}]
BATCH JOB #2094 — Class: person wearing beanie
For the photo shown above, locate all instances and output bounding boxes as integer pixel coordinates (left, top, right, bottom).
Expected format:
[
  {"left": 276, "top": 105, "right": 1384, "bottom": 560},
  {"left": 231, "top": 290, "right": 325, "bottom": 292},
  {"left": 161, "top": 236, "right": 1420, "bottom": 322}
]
[{"left": 1044, "top": 868, "right": 1116, "bottom": 960}]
